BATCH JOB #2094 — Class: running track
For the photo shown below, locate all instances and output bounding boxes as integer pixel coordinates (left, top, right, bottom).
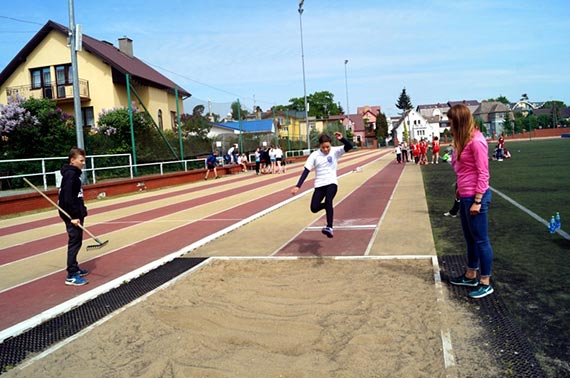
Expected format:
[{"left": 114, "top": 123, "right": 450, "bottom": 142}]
[{"left": 0, "top": 149, "right": 402, "bottom": 334}]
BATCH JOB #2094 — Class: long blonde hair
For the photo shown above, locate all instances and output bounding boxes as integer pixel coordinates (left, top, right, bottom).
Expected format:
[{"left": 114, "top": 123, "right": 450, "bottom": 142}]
[{"left": 448, "top": 104, "right": 475, "bottom": 161}]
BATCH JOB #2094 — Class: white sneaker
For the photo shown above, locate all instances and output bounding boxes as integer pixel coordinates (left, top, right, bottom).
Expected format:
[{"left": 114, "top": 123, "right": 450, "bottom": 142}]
[{"left": 443, "top": 212, "right": 457, "bottom": 218}]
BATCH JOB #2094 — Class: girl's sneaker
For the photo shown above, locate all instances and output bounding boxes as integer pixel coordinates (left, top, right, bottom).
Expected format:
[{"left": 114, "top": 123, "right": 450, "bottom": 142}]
[
  {"left": 321, "top": 227, "right": 334, "bottom": 238},
  {"left": 449, "top": 274, "right": 479, "bottom": 287},
  {"left": 468, "top": 284, "right": 494, "bottom": 299}
]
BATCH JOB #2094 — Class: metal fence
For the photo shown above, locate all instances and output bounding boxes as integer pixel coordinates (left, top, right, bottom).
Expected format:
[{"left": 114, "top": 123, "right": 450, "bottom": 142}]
[
  {"left": 0, "top": 148, "right": 313, "bottom": 193},
  {"left": 0, "top": 154, "right": 204, "bottom": 192}
]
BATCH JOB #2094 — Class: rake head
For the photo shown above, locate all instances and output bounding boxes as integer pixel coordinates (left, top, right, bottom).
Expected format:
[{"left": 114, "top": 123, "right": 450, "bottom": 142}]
[{"left": 86, "top": 239, "right": 109, "bottom": 250}]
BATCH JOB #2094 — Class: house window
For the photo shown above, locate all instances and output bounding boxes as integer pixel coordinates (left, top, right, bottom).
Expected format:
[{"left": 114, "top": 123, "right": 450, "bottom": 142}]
[
  {"left": 55, "top": 65, "right": 72, "bottom": 98},
  {"left": 55, "top": 65, "right": 72, "bottom": 85},
  {"left": 82, "top": 106, "right": 94, "bottom": 128},
  {"left": 171, "top": 111, "right": 177, "bottom": 131},
  {"left": 158, "top": 109, "right": 163, "bottom": 130},
  {"left": 30, "top": 67, "right": 52, "bottom": 98}
]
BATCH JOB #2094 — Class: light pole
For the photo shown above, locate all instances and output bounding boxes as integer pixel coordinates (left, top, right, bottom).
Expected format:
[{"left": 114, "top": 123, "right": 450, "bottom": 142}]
[
  {"left": 298, "top": 0, "right": 310, "bottom": 150},
  {"left": 344, "top": 59, "right": 350, "bottom": 122}
]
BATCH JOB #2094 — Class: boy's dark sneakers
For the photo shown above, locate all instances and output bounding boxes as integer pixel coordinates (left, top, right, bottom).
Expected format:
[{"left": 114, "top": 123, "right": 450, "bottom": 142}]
[
  {"left": 77, "top": 268, "right": 89, "bottom": 277},
  {"left": 65, "top": 274, "right": 88, "bottom": 286},
  {"left": 321, "top": 227, "right": 334, "bottom": 238},
  {"left": 449, "top": 274, "right": 479, "bottom": 287}
]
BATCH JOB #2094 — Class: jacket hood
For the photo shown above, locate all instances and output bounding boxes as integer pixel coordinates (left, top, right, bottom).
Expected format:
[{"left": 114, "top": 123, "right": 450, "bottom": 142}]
[{"left": 60, "top": 164, "right": 82, "bottom": 176}]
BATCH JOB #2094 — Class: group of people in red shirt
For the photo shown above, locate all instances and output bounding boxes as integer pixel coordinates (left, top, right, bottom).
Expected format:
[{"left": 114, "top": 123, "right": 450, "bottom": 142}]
[{"left": 397, "top": 137, "right": 440, "bottom": 165}]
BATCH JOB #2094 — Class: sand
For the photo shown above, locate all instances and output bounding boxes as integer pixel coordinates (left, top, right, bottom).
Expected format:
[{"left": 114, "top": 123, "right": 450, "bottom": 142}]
[{"left": 5, "top": 258, "right": 500, "bottom": 378}]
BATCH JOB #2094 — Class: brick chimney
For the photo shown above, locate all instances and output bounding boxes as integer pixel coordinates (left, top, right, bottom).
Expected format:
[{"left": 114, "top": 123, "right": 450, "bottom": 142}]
[{"left": 118, "top": 37, "right": 133, "bottom": 58}]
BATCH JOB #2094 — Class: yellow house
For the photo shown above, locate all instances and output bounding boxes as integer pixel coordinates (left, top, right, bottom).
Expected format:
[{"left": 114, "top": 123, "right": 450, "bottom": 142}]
[
  {"left": 0, "top": 20, "right": 190, "bottom": 131},
  {"left": 271, "top": 110, "right": 308, "bottom": 142}
]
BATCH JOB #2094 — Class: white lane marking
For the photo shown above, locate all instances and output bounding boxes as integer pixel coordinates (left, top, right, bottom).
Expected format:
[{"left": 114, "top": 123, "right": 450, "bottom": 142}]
[
  {"left": 364, "top": 164, "right": 405, "bottom": 256},
  {"left": 432, "top": 256, "right": 456, "bottom": 368},
  {"left": 305, "top": 225, "right": 378, "bottom": 230},
  {"left": 490, "top": 186, "right": 569, "bottom": 240}
]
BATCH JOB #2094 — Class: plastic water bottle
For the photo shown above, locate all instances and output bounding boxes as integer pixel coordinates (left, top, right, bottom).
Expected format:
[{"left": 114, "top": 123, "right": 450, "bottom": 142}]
[
  {"left": 555, "top": 212, "right": 561, "bottom": 230},
  {"left": 549, "top": 216, "right": 557, "bottom": 234}
]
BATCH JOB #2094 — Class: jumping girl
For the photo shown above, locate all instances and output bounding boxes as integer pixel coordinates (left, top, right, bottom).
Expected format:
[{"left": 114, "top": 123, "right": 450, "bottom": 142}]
[{"left": 291, "top": 132, "right": 353, "bottom": 238}]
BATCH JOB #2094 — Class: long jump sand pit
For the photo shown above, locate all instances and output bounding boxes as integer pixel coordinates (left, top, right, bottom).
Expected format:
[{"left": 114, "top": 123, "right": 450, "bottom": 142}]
[{"left": 7, "top": 258, "right": 452, "bottom": 378}]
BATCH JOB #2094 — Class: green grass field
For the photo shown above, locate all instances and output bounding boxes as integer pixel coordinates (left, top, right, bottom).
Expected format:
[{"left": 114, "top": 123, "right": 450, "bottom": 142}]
[{"left": 422, "top": 138, "right": 570, "bottom": 377}]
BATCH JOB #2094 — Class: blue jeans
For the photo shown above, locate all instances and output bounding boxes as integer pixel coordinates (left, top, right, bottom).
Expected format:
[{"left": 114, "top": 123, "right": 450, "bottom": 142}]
[
  {"left": 497, "top": 148, "right": 504, "bottom": 160},
  {"left": 459, "top": 189, "right": 493, "bottom": 277}
]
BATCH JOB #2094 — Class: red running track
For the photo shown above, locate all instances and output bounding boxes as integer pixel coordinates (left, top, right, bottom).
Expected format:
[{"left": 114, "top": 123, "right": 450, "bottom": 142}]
[
  {"left": 0, "top": 152, "right": 391, "bottom": 331},
  {"left": 276, "top": 161, "right": 404, "bottom": 256}
]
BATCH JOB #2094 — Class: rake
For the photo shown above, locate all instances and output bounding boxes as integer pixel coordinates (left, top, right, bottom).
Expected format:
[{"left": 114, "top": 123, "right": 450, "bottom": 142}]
[{"left": 23, "top": 178, "right": 109, "bottom": 250}]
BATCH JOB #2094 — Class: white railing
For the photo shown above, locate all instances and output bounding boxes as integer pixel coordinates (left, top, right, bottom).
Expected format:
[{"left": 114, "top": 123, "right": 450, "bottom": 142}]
[
  {"left": 0, "top": 154, "right": 210, "bottom": 191},
  {"left": 0, "top": 149, "right": 313, "bottom": 192}
]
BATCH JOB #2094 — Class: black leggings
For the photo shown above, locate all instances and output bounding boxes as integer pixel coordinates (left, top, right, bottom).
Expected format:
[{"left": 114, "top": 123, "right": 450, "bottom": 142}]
[{"left": 310, "top": 184, "right": 338, "bottom": 228}]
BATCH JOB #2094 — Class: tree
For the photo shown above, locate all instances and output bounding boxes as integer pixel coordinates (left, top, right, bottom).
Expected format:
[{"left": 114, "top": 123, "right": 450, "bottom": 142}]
[
  {"left": 395, "top": 88, "right": 413, "bottom": 114},
  {"left": 231, "top": 101, "right": 249, "bottom": 120},
  {"left": 180, "top": 105, "right": 211, "bottom": 139},
  {"left": 375, "top": 112, "right": 389, "bottom": 143},
  {"left": 1, "top": 95, "right": 75, "bottom": 159},
  {"left": 502, "top": 112, "right": 514, "bottom": 136},
  {"left": 486, "top": 95, "right": 510, "bottom": 105},
  {"left": 287, "top": 91, "right": 342, "bottom": 119},
  {"left": 475, "top": 118, "right": 487, "bottom": 136},
  {"left": 536, "top": 114, "right": 551, "bottom": 129},
  {"left": 542, "top": 100, "right": 567, "bottom": 109}
]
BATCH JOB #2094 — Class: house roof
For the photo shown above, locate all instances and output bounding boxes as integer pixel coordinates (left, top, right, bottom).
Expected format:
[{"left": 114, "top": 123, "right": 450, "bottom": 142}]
[
  {"left": 533, "top": 107, "right": 570, "bottom": 119},
  {"left": 0, "top": 20, "right": 191, "bottom": 97},
  {"left": 473, "top": 101, "right": 511, "bottom": 115},
  {"left": 327, "top": 115, "right": 344, "bottom": 121},
  {"left": 344, "top": 114, "right": 365, "bottom": 132},
  {"left": 473, "top": 101, "right": 513, "bottom": 123},
  {"left": 447, "top": 100, "right": 480, "bottom": 107},
  {"left": 357, "top": 105, "right": 381, "bottom": 115},
  {"left": 212, "top": 119, "right": 274, "bottom": 133},
  {"left": 416, "top": 103, "right": 449, "bottom": 110}
]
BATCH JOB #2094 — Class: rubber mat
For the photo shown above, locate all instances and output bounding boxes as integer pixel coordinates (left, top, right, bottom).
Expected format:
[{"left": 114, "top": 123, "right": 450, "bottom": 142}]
[
  {"left": 439, "top": 255, "right": 546, "bottom": 377},
  {"left": 0, "top": 257, "right": 207, "bottom": 374}
]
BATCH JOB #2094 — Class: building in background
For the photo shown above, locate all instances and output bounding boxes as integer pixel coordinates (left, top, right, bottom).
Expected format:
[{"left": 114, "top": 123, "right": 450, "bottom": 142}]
[{"left": 0, "top": 20, "right": 190, "bottom": 131}]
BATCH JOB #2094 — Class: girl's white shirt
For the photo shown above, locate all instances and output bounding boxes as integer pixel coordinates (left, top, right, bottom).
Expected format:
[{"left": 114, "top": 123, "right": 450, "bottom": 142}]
[{"left": 304, "top": 145, "right": 345, "bottom": 188}]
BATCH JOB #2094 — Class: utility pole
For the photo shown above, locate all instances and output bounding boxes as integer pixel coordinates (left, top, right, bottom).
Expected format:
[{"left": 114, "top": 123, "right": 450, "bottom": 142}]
[
  {"left": 68, "top": 0, "right": 84, "bottom": 150},
  {"left": 298, "top": 0, "right": 310, "bottom": 150}
]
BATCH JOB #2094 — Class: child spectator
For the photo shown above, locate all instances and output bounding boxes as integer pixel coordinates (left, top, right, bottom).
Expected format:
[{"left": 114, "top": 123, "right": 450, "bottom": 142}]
[
  {"left": 59, "top": 147, "right": 89, "bottom": 286},
  {"left": 204, "top": 150, "right": 220, "bottom": 180}
]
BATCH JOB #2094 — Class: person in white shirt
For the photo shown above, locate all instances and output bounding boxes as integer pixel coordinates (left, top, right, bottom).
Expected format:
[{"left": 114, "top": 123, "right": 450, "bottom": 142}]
[
  {"left": 268, "top": 145, "right": 277, "bottom": 174},
  {"left": 291, "top": 132, "right": 353, "bottom": 238},
  {"left": 237, "top": 153, "right": 248, "bottom": 172},
  {"left": 227, "top": 144, "right": 237, "bottom": 164},
  {"left": 275, "top": 145, "right": 284, "bottom": 173}
]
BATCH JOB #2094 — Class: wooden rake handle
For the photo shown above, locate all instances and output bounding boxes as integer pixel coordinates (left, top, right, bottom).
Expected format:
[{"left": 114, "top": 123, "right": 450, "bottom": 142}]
[{"left": 22, "top": 177, "right": 98, "bottom": 240}]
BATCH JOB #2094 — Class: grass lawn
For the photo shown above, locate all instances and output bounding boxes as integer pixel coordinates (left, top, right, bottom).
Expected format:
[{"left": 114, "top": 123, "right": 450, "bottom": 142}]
[{"left": 423, "top": 138, "right": 570, "bottom": 377}]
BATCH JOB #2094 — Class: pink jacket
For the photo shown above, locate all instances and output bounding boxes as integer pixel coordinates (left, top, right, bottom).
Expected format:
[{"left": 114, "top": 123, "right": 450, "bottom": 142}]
[{"left": 452, "top": 130, "right": 489, "bottom": 197}]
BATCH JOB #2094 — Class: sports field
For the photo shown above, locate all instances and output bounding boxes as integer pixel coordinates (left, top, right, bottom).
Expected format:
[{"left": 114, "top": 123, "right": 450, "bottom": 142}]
[
  {"left": 0, "top": 149, "right": 503, "bottom": 377},
  {"left": 423, "top": 138, "right": 570, "bottom": 378}
]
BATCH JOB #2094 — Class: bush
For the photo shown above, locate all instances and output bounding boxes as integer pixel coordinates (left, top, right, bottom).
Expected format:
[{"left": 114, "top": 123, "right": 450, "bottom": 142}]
[{"left": 0, "top": 95, "right": 75, "bottom": 159}]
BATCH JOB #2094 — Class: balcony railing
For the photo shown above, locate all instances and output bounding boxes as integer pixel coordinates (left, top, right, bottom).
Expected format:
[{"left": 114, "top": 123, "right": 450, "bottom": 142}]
[{"left": 6, "top": 79, "right": 90, "bottom": 101}]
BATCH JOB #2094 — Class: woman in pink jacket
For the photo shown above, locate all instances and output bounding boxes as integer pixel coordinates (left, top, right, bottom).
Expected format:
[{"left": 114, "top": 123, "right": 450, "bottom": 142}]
[{"left": 448, "top": 104, "right": 494, "bottom": 299}]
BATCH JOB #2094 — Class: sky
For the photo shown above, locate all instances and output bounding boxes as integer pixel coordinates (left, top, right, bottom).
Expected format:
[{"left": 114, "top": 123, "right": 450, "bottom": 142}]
[{"left": 1, "top": 0, "right": 569, "bottom": 118}]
